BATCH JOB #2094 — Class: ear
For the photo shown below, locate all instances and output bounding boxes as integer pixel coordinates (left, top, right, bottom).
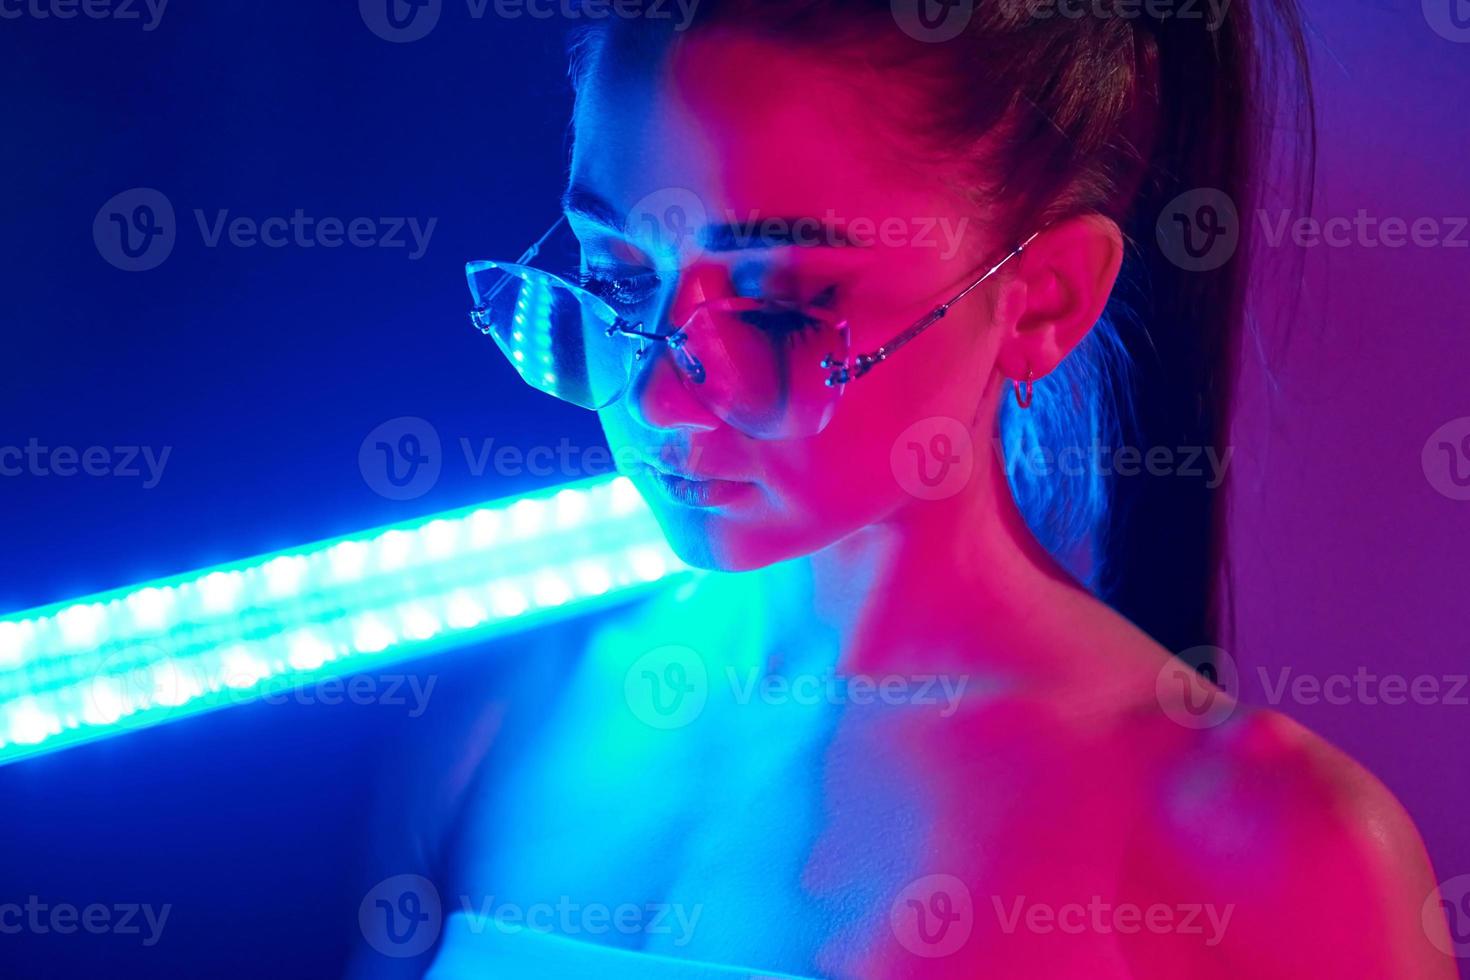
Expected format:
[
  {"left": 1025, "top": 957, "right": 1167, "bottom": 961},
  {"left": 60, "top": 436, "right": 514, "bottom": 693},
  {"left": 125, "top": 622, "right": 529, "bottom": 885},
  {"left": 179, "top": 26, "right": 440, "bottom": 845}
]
[{"left": 993, "top": 214, "right": 1124, "bottom": 384}]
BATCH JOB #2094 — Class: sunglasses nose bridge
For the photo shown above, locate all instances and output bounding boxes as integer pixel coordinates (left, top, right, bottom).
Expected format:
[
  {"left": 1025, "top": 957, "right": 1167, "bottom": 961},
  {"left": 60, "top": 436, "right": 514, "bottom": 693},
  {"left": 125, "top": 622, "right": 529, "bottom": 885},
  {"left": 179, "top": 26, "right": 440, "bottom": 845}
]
[
  {"left": 622, "top": 329, "right": 722, "bottom": 434},
  {"left": 623, "top": 321, "right": 704, "bottom": 388}
]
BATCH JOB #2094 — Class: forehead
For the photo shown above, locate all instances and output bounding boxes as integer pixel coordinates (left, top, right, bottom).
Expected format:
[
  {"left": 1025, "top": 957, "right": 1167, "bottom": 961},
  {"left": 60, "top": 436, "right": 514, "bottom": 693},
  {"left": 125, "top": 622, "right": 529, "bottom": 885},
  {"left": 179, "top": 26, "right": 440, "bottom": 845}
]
[{"left": 569, "top": 29, "right": 957, "bottom": 235}]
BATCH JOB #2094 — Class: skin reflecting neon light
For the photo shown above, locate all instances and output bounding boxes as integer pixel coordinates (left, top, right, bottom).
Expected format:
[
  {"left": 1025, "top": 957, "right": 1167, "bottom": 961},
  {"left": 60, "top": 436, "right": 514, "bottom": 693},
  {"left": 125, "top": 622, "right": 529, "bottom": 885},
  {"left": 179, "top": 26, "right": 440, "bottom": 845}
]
[{"left": 0, "top": 475, "right": 688, "bottom": 767}]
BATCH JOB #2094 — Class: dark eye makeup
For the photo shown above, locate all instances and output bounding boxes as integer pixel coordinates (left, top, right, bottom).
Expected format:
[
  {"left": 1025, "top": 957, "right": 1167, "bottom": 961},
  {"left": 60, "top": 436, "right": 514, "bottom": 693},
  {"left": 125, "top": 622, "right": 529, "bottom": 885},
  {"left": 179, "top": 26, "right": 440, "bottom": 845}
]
[{"left": 576, "top": 269, "right": 660, "bottom": 311}]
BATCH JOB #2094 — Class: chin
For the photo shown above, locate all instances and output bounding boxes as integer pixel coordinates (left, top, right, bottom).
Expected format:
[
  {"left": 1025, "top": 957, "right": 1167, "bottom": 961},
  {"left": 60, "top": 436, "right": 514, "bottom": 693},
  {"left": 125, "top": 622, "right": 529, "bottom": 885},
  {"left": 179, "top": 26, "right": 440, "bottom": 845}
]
[
  {"left": 638, "top": 490, "right": 820, "bottom": 573},
  {"left": 648, "top": 507, "right": 773, "bottom": 573}
]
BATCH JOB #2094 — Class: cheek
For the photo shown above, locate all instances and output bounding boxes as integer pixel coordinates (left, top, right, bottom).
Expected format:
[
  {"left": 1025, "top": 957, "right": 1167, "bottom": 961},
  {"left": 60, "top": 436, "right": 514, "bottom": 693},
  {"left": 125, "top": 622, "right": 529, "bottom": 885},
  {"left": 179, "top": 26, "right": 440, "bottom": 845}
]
[
  {"left": 764, "top": 363, "right": 956, "bottom": 517},
  {"left": 756, "top": 312, "right": 999, "bottom": 523}
]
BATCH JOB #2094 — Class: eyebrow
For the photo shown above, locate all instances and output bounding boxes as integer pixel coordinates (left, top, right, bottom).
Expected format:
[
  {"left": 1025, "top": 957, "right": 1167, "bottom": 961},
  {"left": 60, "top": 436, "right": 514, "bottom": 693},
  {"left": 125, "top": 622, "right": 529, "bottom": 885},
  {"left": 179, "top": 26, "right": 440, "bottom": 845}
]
[
  {"left": 561, "top": 186, "right": 624, "bottom": 231},
  {"left": 561, "top": 185, "right": 865, "bottom": 253}
]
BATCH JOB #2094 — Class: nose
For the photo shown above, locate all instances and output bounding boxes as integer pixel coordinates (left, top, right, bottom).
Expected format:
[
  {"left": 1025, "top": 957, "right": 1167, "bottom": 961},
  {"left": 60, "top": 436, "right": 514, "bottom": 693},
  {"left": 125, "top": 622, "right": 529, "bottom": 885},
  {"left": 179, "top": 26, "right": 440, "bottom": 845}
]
[{"left": 624, "top": 263, "right": 731, "bottom": 433}]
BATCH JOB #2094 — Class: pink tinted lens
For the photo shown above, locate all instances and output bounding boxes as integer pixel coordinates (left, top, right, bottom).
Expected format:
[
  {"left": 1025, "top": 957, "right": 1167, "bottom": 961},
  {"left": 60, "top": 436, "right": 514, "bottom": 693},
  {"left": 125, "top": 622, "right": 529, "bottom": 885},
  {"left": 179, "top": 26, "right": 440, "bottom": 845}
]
[{"left": 672, "top": 300, "right": 850, "bottom": 439}]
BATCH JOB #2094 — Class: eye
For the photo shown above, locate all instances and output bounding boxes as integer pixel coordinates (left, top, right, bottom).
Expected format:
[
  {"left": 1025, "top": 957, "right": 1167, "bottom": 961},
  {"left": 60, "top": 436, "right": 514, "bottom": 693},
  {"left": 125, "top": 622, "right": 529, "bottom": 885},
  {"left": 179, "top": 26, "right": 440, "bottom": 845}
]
[
  {"left": 737, "top": 302, "right": 826, "bottom": 342},
  {"left": 735, "top": 284, "right": 839, "bottom": 341},
  {"left": 577, "top": 270, "right": 660, "bottom": 311}
]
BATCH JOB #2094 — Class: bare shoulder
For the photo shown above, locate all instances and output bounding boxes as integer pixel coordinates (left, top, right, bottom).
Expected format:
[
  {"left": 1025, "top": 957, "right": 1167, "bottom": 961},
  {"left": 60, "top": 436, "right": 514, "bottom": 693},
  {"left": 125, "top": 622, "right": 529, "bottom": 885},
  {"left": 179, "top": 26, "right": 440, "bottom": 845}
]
[
  {"left": 889, "top": 600, "right": 1458, "bottom": 977},
  {"left": 1118, "top": 679, "right": 1457, "bottom": 979}
]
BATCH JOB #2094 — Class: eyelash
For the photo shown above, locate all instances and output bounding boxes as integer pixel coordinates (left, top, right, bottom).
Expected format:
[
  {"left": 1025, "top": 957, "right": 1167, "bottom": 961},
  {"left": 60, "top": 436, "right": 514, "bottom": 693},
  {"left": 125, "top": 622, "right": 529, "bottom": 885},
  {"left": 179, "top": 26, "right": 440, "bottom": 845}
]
[
  {"left": 740, "top": 285, "right": 838, "bottom": 343},
  {"left": 737, "top": 306, "right": 824, "bottom": 343},
  {"left": 577, "top": 269, "right": 836, "bottom": 342},
  {"left": 577, "top": 270, "right": 660, "bottom": 310}
]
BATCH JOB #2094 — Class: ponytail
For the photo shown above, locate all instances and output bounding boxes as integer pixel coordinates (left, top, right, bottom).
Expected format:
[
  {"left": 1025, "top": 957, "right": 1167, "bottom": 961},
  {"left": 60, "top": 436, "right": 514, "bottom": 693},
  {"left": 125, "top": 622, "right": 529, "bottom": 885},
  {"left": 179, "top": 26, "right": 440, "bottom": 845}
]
[{"left": 1097, "top": 3, "right": 1313, "bottom": 654}]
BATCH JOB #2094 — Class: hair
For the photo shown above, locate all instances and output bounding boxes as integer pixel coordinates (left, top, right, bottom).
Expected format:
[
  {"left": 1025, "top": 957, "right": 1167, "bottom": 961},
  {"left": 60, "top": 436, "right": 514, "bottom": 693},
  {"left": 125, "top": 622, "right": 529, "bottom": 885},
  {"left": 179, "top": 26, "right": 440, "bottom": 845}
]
[{"left": 566, "top": 0, "right": 1313, "bottom": 656}]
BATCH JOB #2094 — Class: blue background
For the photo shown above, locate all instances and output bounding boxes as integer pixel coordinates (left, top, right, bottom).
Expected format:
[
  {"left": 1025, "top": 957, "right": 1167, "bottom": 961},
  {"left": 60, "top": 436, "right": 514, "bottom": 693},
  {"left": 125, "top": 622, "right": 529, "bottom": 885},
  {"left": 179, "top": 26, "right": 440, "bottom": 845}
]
[{"left": 1, "top": 4, "right": 599, "bottom": 612}]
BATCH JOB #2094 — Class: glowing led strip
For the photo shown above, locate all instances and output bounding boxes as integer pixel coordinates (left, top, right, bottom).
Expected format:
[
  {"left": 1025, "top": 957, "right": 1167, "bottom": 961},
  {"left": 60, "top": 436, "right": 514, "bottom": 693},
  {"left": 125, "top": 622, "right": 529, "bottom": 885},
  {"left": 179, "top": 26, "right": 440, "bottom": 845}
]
[{"left": 0, "top": 475, "right": 686, "bottom": 766}]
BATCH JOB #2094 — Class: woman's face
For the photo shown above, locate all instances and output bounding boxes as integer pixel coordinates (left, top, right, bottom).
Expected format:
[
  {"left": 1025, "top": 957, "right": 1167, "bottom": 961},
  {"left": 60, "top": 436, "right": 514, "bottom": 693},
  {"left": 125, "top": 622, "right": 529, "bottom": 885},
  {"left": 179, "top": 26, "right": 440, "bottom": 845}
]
[{"left": 571, "top": 30, "right": 1010, "bottom": 571}]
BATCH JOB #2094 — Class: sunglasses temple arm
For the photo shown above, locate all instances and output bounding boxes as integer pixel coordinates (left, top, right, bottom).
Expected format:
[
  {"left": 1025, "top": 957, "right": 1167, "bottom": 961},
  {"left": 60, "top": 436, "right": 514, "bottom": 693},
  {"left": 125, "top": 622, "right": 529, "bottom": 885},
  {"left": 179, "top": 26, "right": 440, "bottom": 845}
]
[
  {"left": 515, "top": 214, "right": 567, "bottom": 265},
  {"left": 609, "top": 321, "right": 663, "bottom": 342},
  {"left": 476, "top": 216, "right": 573, "bottom": 315},
  {"left": 838, "top": 231, "right": 1039, "bottom": 382}
]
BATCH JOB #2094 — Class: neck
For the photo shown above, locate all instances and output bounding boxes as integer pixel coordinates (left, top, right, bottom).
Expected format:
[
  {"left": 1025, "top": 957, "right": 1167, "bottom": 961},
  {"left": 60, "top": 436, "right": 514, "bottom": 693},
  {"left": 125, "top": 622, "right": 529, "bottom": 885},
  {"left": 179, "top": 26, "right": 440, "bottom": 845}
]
[{"left": 761, "top": 439, "right": 1088, "bottom": 680}]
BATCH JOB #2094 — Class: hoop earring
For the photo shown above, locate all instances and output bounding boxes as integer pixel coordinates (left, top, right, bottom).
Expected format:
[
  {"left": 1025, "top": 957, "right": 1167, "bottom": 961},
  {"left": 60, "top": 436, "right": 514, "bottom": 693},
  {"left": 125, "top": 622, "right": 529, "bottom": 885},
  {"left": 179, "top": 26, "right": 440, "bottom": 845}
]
[{"left": 1013, "top": 369, "right": 1035, "bottom": 410}]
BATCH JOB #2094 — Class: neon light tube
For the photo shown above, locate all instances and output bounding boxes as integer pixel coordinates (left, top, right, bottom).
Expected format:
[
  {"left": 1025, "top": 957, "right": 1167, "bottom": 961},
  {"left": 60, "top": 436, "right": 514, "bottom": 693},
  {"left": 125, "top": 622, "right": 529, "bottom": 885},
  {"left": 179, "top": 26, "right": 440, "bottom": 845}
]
[{"left": 0, "top": 475, "right": 686, "bottom": 767}]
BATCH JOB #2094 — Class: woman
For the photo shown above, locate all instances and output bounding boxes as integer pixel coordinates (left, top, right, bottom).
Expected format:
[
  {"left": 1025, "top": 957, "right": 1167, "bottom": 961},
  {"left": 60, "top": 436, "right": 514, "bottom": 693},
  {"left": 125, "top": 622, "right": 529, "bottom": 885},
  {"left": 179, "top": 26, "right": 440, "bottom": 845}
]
[{"left": 429, "top": 2, "right": 1455, "bottom": 976}]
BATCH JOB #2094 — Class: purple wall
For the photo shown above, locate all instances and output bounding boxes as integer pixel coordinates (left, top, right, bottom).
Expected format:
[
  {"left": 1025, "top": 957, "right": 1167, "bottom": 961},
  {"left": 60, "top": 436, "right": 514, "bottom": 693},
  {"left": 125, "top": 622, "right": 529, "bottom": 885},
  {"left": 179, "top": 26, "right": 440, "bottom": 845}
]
[{"left": 1231, "top": 1, "right": 1470, "bottom": 965}]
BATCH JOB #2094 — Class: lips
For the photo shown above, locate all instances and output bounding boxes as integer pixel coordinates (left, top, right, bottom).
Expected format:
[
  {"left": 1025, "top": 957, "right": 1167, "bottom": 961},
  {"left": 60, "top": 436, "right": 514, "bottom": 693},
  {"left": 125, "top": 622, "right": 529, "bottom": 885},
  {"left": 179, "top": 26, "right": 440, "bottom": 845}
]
[{"left": 635, "top": 456, "right": 755, "bottom": 508}]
